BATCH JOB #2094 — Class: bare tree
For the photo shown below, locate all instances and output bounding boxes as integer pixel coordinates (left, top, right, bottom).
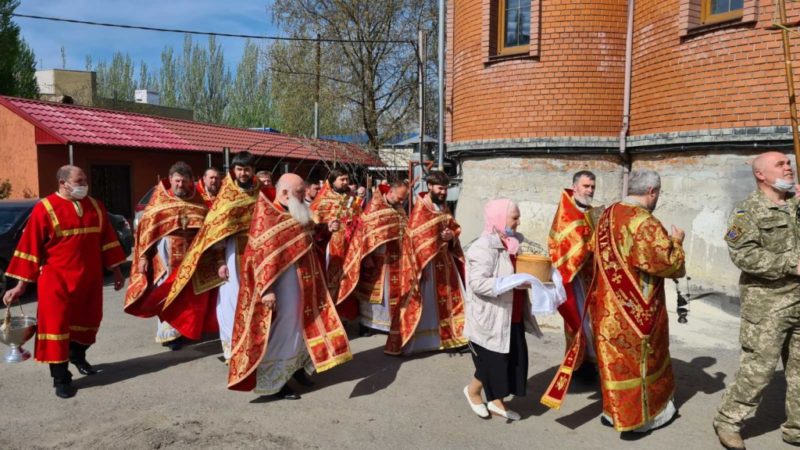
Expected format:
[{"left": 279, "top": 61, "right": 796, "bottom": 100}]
[{"left": 270, "top": 0, "right": 436, "bottom": 150}]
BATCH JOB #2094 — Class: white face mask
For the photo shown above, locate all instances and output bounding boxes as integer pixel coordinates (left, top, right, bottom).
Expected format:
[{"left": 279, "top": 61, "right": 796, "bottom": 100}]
[
  {"left": 68, "top": 184, "right": 88, "bottom": 200},
  {"left": 772, "top": 178, "right": 795, "bottom": 193}
]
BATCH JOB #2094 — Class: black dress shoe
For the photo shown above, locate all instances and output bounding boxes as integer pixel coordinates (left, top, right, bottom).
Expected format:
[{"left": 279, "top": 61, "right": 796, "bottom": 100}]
[
  {"left": 358, "top": 324, "right": 374, "bottom": 337},
  {"left": 574, "top": 363, "right": 598, "bottom": 383},
  {"left": 55, "top": 383, "right": 76, "bottom": 399},
  {"left": 162, "top": 337, "right": 184, "bottom": 351},
  {"left": 71, "top": 359, "right": 97, "bottom": 376},
  {"left": 292, "top": 370, "right": 314, "bottom": 387},
  {"left": 274, "top": 385, "right": 301, "bottom": 400}
]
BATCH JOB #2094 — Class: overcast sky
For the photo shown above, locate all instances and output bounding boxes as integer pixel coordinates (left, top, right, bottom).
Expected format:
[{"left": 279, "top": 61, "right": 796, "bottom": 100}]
[{"left": 15, "top": 0, "right": 279, "bottom": 73}]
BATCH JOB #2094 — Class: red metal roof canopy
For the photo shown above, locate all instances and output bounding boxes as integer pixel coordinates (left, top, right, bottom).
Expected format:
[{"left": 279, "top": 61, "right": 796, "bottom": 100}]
[{"left": 0, "top": 95, "right": 381, "bottom": 166}]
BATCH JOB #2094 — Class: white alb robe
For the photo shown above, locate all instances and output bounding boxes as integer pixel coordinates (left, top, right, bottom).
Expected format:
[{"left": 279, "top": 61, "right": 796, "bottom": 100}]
[
  {"left": 358, "top": 244, "right": 392, "bottom": 332},
  {"left": 155, "top": 237, "right": 181, "bottom": 343},
  {"left": 254, "top": 263, "right": 313, "bottom": 394},
  {"left": 216, "top": 236, "right": 240, "bottom": 360}
]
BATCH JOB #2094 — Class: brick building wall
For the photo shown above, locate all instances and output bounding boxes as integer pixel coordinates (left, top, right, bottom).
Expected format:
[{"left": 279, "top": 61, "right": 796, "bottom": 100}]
[
  {"left": 446, "top": 0, "right": 800, "bottom": 298},
  {"left": 630, "top": 0, "right": 800, "bottom": 135},
  {"left": 447, "top": 0, "right": 628, "bottom": 143}
]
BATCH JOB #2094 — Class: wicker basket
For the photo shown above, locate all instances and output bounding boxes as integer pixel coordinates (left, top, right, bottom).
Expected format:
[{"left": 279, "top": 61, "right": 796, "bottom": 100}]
[{"left": 516, "top": 253, "right": 552, "bottom": 282}]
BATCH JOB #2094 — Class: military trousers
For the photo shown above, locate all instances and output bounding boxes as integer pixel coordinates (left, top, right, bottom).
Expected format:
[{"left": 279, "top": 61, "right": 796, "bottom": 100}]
[{"left": 714, "top": 303, "right": 800, "bottom": 442}]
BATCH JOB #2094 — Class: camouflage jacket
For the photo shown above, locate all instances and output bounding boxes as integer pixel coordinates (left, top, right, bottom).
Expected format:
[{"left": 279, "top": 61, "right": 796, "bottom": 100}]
[{"left": 725, "top": 189, "right": 800, "bottom": 322}]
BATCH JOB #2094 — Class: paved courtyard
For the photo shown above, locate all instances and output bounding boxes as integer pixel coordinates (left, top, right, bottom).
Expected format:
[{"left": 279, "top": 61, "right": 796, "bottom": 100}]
[{"left": 0, "top": 275, "right": 789, "bottom": 449}]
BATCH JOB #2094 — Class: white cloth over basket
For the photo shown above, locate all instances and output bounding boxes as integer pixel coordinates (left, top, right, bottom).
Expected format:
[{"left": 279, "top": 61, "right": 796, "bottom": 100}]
[{"left": 492, "top": 268, "right": 566, "bottom": 316}]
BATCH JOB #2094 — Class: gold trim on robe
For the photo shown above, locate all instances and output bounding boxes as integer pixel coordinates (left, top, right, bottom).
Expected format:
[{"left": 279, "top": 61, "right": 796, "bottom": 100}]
[
  {"left": 541, "top": 202, "right": 685, "bottom": 431},
  {"left": 338, "top": 192, "right": 420, "bottom": 347},
  {"left": 309, "top": 181, "right": 362, "bottom": 300},
  {"left": 163, "top": 174, "right": 262, "bottom": 310},
  {"left": 124, "top": 179, "right": 208, "bottom": 310},
  {"left": 386, "top": 193, "right": 466, "bottom": 354},
  {"left": 228, "top": 192, "right": 352, "bottom": 391}
]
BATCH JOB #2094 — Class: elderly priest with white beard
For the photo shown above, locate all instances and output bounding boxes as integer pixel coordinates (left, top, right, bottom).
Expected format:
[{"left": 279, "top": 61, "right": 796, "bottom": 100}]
[{"left": 227, "top": 173, "right": 352, "bottom": 400}]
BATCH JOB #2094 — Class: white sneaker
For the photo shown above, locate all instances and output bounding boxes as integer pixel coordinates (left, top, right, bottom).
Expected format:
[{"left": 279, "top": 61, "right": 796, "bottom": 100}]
[
  {"left": 487, "top": 402, "right": 521, "bottom": 421},
  {"left": 463, "top": 386, "right": 489, "bottom": 418}
]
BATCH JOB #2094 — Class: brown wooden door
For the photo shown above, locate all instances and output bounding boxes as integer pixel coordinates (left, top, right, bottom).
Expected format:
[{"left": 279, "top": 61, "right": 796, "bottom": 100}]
[{"left": 90, "top": 164, "right": 132, "bottom": 218}]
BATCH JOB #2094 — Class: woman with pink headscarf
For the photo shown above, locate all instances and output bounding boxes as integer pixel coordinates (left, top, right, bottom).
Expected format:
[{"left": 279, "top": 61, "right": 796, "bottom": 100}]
[{"left": 462, "top": 198, "right": 543, "bottom": 421}]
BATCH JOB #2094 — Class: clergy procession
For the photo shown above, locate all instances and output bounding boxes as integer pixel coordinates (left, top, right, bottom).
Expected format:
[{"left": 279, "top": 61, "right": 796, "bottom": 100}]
[{"left": 3, "top": 150, "right": 800, "bottom": 450}]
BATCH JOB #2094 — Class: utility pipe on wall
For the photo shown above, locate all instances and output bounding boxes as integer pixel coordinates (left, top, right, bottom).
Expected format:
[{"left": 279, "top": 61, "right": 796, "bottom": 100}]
[
  {"left": 619, "top": 0, "right": 635, "bottom": 197},
  {"left": 68, "top": 144, "right": 74, "bottom": 165},
  {"left": 437, "top": 0, "right": 445, "bottom": 171},
  {"left": 418, "top": 30, "right": 426, "bottom": 186}
]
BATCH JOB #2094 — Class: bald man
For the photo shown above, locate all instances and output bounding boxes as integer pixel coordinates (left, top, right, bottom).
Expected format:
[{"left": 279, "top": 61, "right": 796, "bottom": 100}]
[
  {"left": 714, "top": 151, "right": 800, "bottom": 449},
  {"left": 3, "top": 165, "right": 126, "bottom": 398},
  {"left": 227, "top": 173, "right": 351, "bottom": 400}
]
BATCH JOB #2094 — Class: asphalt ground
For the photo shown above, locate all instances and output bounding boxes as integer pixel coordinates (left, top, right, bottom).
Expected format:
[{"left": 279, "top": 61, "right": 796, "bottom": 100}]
[{"left": 0, "top": 274, "right": 789, "bottom": 449}]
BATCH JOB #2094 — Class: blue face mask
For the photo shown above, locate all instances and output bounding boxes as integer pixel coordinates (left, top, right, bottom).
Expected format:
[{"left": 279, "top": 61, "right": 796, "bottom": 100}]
[{"left": 504, "top": 226, "right": 515, "bottom": 236}]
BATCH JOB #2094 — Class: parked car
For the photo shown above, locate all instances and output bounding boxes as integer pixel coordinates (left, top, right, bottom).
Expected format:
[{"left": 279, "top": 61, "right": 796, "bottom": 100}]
[
  {"left": 132, "top": 186, "right": 156, "bottom": 233},
  {"left": 109, "top": 213, "right": 134, "bottom": 258},
  {"left": 0, "top": 200, "right": 134, "bottom": 285},
  {"left": 0, "top": 200, "right": 36, "bottom": 294}
]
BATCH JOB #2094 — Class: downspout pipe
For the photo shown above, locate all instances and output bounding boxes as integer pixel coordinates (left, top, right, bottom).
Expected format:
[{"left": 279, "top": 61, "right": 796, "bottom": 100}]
[
  {"left": 620, "top": 0, "right": 635, "bottom": 197},
  {"left": 437, "top": 0, "right": 445, "bottom": 171}
]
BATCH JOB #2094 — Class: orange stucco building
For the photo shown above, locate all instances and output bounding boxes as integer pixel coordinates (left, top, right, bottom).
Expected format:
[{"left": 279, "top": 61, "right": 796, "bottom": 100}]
[{"left": 0, "top": 96, "right": 379, "bottom": 218}]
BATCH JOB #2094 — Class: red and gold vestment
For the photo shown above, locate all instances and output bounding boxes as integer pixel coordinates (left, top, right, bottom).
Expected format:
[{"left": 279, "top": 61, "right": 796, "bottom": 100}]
[
  {"left": 7, "top": 193, "right": 126, "bottom": 363},
  {"left": 163, "top": 174, "right": 262, "bottom": 312},
  {"left": 548, "top": 188, "right": 599, "bottom": 366},
  {"left": 338, "top": 191, "right": 419, "bottom": 345},
  {"left": 227, "top": 193, "right": 352, "bottom": 391},
  {"left": 385, "top": 193, "right": 466, "bottom": 354},
  {"left": 309, "top": 182, "right": 362, "bottom": 317},
  {"left": 542, "top": 201, "right": 685, "bottom": 431},
  {"left": 124, "top": 180, "right": 216, "bottom": 339}
]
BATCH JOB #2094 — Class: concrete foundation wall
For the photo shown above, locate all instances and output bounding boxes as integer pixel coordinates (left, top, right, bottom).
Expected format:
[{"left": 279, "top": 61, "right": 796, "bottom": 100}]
[
  {"left": 455, "top": 154, "right": 624, "bottom": 246},
  {"left": 455, "top": 150, "right": 770, "bottom": 296}
]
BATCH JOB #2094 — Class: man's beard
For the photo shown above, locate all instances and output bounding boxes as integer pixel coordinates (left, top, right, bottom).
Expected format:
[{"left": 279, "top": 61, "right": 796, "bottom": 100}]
[
  {"left": 333, "top": 184, "right": 350, "bottom": 194},
  {"left": 236, "top": 177, "right": 253, "bottom": 189},
  {"left": 431, "top": 193, "right": 446, "bottom": 205},
  {"left": 573, "top": 193, "right": 593, "bottom": 207},
  {"left": 287, "top": 196, "right": 312, "bottom": 226},
  {"left": 205, "top": 183, "right": 219, "bottom": 195},
  {"left": 173, "top": 187, "right": 189, "bottom": 199}
]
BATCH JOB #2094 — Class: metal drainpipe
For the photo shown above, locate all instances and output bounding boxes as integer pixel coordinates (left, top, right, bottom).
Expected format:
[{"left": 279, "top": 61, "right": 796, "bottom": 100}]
[
  {"left": 620, "top": 0, "right": 635, "bottom": 197},
  {"left": 437, "top": 0, "right": 445, "bottom": 171}
]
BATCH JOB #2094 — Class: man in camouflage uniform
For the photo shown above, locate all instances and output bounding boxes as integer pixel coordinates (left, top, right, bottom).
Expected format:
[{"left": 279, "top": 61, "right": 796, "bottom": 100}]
[{"left": 714, "top": 151, "right": 800, "bottom": 450}]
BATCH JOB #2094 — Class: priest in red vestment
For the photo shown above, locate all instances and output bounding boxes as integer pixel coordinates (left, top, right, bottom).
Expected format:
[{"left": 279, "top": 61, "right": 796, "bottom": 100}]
[
  {"left": 386, "top": 171, "right": 467, "bottom": 355},
  {"left": 309, "top": 168, "right": 360, "bottom": 320},
  {"left": 338, "top": 181, "right": 418, "bottom": 340},
  {"left": 541, "top": 170, "right": 685, "bottom": 434},
  {"left": 228, "top": 173, "right": 351, "bottom": 399},
  {"left": 124, "top": 162, "right": 217, "bottom": 350},
  {"left": 197, "top": 166, "right": 222, "bottom": 208},
  {"left": 548, "top": 171, "right": 603, "bottom": 380},
  {"left": 3, "top": 165, "right": 126, "bottom": 398},
  {"left": 164, "top": 152, "right": 262, "bottom": 362}
]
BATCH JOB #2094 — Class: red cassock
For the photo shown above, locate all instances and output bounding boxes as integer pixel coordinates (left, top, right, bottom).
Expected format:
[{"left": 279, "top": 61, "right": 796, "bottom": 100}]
[{"left": 6, "top": 194, "right": 126, "bottom": 363}]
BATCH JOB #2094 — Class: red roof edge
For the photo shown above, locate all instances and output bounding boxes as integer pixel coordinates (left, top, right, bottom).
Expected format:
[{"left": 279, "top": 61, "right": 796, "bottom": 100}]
[{"left": 0, "top": 96, "right": 68, "bottom": 145}]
